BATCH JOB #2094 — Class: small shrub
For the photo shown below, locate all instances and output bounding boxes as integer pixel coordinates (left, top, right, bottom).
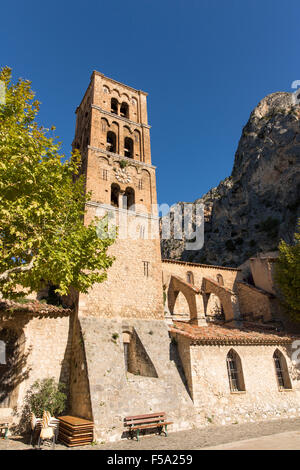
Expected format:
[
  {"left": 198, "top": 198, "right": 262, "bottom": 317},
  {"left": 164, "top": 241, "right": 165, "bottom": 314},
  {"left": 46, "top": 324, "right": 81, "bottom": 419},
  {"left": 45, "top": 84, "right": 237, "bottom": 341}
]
[
  {"left": 19, "top": 377, "right": 67, "bottom": 430},
  {"left": 119, "top": 160, "right": 128, "bottom": 169}
]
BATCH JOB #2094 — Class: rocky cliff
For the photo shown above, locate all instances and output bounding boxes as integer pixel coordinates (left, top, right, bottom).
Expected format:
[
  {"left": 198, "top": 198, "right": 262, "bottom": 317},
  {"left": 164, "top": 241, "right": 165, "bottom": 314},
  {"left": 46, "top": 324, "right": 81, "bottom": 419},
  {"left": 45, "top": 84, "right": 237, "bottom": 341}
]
[{"left": 161, "top": 92, "right": 300, "bottom": 267}]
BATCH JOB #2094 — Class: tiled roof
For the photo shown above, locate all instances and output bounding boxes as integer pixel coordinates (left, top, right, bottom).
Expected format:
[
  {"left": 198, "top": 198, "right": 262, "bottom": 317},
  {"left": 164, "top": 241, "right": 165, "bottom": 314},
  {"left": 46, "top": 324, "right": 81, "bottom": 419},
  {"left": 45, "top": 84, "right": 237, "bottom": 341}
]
[
  {"left": 162, "top": 259, "right": 240, "bottom": 272},
  {"left": 0, "top": 299, "right": 73, "bottom": 317},
  {"left": 170, "top": 321, "right": 296, "bottom": 345}
]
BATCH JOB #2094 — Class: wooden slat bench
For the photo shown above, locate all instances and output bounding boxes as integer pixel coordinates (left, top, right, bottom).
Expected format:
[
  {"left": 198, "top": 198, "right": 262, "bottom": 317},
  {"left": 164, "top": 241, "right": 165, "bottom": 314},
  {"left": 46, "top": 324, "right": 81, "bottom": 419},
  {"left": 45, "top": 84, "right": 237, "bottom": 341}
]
[{"left": 124, "top": 412, "right": 172, "bottom": 441}]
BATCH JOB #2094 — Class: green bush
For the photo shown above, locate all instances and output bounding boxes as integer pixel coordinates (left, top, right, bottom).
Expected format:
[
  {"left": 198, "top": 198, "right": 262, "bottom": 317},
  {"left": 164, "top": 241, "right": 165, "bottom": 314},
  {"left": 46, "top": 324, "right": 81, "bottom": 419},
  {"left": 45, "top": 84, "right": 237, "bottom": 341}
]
[
  {"left": 25, "top": 377, "right": 67, "bottom": 418},
  {"left": 274, "top": 221, "right": 300, "bottom": 319}
]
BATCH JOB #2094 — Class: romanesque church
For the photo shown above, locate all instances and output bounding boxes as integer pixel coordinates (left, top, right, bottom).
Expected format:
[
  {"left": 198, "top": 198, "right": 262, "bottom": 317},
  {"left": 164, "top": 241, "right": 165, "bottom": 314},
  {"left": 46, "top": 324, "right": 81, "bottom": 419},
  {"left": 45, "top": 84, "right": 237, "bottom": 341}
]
[{"left": 1, "top": 71, "right": 300, "bottom": 441}]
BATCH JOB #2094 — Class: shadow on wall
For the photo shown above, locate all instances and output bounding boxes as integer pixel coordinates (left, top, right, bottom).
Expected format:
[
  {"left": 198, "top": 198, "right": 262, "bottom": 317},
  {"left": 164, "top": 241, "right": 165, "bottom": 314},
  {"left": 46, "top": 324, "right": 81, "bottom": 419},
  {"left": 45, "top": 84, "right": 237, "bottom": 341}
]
[
  {"left": 126, "top": 329, "right": 158, "bottom": 378},
  {"left": 169, "top": 337, "right": 192, "bottom": 400},
  {"left": 0, "top": 328, "right": 31, "bottom": 410}
]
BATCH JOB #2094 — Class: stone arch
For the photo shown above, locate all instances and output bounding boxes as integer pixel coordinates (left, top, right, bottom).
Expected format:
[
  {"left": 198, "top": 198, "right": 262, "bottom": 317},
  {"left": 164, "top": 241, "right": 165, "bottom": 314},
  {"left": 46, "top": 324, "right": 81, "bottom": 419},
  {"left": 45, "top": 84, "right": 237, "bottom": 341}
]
[
  {"left": 202, "top": 277, "right": 240, "bottom": 322},
  {"left": 167, "top": 275, "right": 205, "bottom": 325},
  {"left": 205, "top": 293, "right": 225, "bottom": 320}
]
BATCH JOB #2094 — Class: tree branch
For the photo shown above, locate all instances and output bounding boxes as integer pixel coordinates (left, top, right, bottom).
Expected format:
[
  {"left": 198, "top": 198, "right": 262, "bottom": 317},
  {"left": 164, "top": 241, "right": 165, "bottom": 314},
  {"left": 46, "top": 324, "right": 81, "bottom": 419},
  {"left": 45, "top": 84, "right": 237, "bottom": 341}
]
[{"left": 0, "top": 256, "right": 36, "bottom": 282}]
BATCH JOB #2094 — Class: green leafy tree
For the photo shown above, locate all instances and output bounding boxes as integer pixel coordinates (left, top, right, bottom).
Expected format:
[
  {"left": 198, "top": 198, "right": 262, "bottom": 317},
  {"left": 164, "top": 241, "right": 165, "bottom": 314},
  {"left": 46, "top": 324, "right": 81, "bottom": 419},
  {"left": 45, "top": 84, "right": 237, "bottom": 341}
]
[
  {"left": 0, "top": 67, "right": 115, "bottom": 299},
  {"left": 274, "top": 221, "right": 300, "bottom": 319}
]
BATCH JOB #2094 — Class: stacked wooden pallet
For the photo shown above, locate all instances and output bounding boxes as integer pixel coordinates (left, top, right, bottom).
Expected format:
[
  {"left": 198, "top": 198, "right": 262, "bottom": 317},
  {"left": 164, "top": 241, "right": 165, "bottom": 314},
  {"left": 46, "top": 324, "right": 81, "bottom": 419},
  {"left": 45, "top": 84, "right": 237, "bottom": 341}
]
[{"left": 58, "top": 416, "right": 94, "bottom": 447}]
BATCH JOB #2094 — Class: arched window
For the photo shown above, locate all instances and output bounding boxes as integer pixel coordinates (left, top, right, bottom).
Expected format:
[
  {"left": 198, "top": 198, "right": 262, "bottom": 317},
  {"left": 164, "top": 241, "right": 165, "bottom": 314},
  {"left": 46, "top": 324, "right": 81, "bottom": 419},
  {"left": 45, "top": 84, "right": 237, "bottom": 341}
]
[
  {"left": 186, "top": 271, "right": 194, "bottom": 284},
  {"left": 226, "top": 349, "right": 245, "bottom": 392},
  {"left": 120, "top": 102, "right": 129, "bottom": 118},
  {"left": 111, "top": 98, "right": 118, "bottom": 114},
  {"left": 124, "top": 137, "right": 133, "bottom": 158},
  {"left": 111, "top": 183, "right": 120, "bottom": 208},
  {"left": 123, "top": 187, "right": 135, "bottom": 210},
  {"left": 123, "top": 332, "right": 131, "bottom": 372},
  {"left": 107, "top": 131, "right": 116, "bottom": 153},
  {"left": 273, "top": 350, "right": 292, "bottom": 390},
  {"left": 217, "top": 274, "right": 224, "bottom": 286}
]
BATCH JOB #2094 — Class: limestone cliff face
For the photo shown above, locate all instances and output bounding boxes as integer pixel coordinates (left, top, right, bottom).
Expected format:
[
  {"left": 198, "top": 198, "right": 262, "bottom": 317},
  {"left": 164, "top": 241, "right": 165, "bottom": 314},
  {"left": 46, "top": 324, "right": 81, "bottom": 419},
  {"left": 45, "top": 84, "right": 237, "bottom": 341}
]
[{"left": 161, "top": 92, "right": 300, "bottom": 267}]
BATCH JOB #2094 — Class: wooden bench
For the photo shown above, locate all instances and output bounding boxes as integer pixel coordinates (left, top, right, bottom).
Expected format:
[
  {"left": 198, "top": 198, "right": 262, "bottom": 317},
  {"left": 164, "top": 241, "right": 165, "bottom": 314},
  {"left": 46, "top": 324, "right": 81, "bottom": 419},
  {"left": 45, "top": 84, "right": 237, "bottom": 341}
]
[
  {"left": 124, "top": 412, "right": 172, "bottom": 441},
  {"left": 0, "top": 422, "right": 9, "bottom": 439}
]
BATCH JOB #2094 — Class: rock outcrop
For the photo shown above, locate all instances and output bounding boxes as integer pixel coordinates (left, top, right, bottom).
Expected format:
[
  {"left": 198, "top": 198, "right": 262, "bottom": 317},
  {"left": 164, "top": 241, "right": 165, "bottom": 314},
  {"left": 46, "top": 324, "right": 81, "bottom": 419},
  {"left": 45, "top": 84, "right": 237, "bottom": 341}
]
[{"left": 161, "top": 92, "right": 300, "bottom": 267}]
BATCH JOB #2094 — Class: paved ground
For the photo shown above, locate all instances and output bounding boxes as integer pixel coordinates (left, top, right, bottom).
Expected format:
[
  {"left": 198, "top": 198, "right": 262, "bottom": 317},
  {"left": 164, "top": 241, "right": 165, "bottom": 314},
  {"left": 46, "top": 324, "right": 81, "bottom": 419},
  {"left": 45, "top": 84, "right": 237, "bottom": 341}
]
[
  {"left": 1, "top": 417, "right": 300, "bottom": 450},
  {"left": 203, "top": 430, "right": 300, "bottom": 450}
]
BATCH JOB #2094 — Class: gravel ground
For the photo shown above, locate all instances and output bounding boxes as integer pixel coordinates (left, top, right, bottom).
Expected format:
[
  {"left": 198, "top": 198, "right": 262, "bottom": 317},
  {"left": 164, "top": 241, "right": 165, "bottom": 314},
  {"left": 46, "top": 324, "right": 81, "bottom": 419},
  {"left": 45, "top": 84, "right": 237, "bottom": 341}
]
[{"left": 1, "top": 417, "right": 300, "bottom": 450}]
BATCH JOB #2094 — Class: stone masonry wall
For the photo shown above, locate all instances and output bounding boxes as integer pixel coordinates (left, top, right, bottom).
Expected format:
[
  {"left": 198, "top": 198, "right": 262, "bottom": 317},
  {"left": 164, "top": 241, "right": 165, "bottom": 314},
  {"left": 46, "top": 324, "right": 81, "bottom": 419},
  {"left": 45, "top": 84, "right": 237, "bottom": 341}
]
[
  {"left": 237, "top": 282, "right": 273, "bottom": 321},
  {"left": 77, "top": 317, "right": 197, "bottom": 442},
  {"left": 0, "top": 312, "right": 72, "bottom": 424},
  {"left": 175, "top": 337, "right": 300, "bottom": 426},
  {"left": 162, "top": 260, "right": 240, "bottom": 291}
]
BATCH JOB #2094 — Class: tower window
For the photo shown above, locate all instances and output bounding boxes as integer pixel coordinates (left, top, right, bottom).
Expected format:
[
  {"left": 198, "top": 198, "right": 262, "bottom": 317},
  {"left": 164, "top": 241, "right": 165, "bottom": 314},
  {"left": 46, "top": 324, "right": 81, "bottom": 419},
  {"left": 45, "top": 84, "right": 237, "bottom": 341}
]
[
  {"left": 273, "top": 350, "right": 292, "bottom": 390},
  {"left": 138, "top": 179, "right": 143, "bottom": 190},
  {"left": 124, "top": 137, "right": 133, "bottom": 158},
  {"left": 107, "top": 131, "right": 116, "bottom": 153},
  {"left": 226, "top": 349, "right": 245, "bottom": 392},
  {"left": 120, "top": 102, "right": 129, "bottom": 118},
  {"left": 111, "top": 183, "right": 120, "bottom": 208},
  {"left": 217, "top": 274, "right": 224, "bottom": 286},
  {"left": 111, "top": 98, "right": 118, "bottom": 114},
  {"left": 143, "top": 261, "right": 150, "bottom": 277}
]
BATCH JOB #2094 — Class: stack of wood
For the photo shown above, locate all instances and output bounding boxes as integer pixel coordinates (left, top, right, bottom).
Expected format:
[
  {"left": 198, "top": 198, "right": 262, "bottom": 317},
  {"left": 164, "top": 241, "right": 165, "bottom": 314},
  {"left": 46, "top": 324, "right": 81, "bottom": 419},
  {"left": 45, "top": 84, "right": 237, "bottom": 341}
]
[{"left": 58, "top": 416, "right": 94, "bottom": 447}]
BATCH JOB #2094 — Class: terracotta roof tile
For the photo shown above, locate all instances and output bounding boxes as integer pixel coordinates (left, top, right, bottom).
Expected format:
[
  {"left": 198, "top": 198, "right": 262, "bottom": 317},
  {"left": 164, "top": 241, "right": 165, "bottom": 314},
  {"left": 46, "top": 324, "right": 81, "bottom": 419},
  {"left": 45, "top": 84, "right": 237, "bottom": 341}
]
[
  {"left": 170, "top": 321, "right": 297, "bottom": 345},
  {"left": 0, "top": 299, "right": 72, "bottom": 317}
]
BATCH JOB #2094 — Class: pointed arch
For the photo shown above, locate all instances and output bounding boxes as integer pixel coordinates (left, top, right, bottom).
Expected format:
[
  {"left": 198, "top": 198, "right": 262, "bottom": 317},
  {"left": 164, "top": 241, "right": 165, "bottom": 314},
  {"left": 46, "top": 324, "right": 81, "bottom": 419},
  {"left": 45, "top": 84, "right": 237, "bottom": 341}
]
[
  {"left": 273, "top": 349, "right": 292, "bottom": 390},
  {"left": 226, "top": 349, "right": 245, "bottom": 392}
]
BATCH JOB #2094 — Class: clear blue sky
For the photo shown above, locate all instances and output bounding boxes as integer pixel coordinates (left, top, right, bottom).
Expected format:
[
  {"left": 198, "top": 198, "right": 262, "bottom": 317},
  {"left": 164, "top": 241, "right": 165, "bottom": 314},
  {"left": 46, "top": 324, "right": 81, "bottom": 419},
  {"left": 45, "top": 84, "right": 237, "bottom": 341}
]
[{"left": 1, "top": 0, "right": 299, "bottom": 206}]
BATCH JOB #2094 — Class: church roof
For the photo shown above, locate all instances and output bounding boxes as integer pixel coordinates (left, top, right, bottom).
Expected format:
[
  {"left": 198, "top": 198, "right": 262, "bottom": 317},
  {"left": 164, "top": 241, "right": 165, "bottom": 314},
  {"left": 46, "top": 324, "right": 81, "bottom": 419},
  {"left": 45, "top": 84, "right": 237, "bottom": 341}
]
[
  {"left": 170, "top": 321, "right": 297, "bottom": 345},
  {"left": 0, "top": 299, "right": 73, "bottom": 317}
]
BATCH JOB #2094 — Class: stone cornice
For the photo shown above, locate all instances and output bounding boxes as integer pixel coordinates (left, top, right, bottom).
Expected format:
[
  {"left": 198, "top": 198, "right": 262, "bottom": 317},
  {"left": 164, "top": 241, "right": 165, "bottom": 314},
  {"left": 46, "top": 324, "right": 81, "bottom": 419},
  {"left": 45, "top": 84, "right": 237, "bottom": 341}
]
[
  {"left": 162, "top": 258, "right": 240, "bottom": 272},
  {"left": 85, "top": 201, "right": 159, "bottom": 220},
  {"left": 91, "top": 70, "right": 148, "bottom": 96},
  {"left": 91, "top": 104, "right": 151, "bottom": 129},
  {"left": 88, "top": 146, "right": 156, "bottom": 169}
]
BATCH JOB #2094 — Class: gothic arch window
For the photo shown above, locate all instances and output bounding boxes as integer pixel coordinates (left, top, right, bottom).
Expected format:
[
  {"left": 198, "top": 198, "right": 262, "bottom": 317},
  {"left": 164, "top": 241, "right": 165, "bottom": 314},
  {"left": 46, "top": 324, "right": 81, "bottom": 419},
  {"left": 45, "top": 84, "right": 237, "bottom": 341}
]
[
  {"left": 107, "top": 131, "right": 116, "bottom": 153},
  {"left": 226, "top": 349, "right": 245, "bottom": 392},
  {"left": 111, "top": 98, "right": 118, "bottom": 114},
  {"left": 273, "top": 349, "right": 292, "bottom": 390},
  {"left": 186, "top": 271, "right": 194, "bottom": 285},
  {"left": 120, "top": 102, "right": 129, "bottom": 118},
  {"left": 217, "top": 274, "right": 224, "bottom": 286},
  {"left": 123, "top": 187, "right": 135, "bottom": 210},
  {"left": 124, "top": 137, "right": 133, "bottom": 158},
  {"left": 111, "top": 183, "right": 120, "bottom": 208}
]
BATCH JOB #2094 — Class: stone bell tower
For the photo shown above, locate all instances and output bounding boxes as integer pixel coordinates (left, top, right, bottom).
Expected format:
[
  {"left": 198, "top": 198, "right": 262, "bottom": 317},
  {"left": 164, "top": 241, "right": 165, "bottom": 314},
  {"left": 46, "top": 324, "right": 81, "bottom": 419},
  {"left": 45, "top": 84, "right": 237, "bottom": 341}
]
[
  {"left": 73, "top": 70, "right": 163, "bottom": 320},
  {"left": 70, "top": 71, "right": 195, "bottom": 441}
]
